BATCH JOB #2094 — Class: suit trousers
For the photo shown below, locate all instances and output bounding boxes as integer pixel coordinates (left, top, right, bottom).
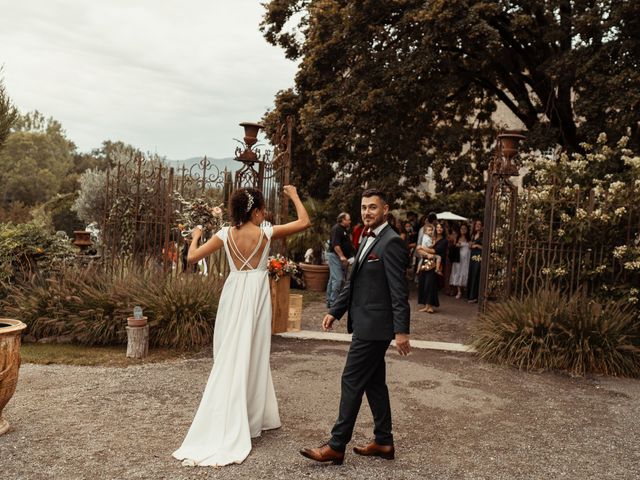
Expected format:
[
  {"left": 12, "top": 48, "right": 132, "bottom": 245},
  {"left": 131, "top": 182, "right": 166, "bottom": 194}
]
[{"left": 329, "top": 337, "right": 393, "bottom": 452}]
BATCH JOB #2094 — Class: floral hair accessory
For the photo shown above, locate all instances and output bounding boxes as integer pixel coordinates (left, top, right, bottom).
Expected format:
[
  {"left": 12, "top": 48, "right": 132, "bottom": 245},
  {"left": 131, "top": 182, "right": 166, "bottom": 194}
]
[{"left": 245, "top": 191, "right": 254, "bottom": 212}]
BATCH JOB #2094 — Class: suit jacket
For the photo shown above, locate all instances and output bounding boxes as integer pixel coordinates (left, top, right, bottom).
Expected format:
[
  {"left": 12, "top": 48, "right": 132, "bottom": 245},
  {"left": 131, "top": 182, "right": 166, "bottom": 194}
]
[{"left": 329, "top": 224, "right": 410, "bottom": 341}]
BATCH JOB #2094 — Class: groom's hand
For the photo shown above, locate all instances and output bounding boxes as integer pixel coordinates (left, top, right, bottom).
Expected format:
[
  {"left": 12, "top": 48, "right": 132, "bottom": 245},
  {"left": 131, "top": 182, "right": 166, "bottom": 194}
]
[
  {"left": 395, "top": 333, "right": 411, "bottom": 356},
  {"left": 322, "top": 314, "right": 336, "bottom": 331}
]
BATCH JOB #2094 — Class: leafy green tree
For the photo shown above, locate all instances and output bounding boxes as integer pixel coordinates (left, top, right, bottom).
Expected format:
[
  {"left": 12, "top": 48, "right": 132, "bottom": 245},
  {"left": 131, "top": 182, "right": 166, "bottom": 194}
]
[
  {"left": 261, "top": 0, "right": 640, "bottom": 205},
  {"left": 262, "top": 88, "right": 334, "bottom": 199},
  {"left": 0, "top": 76, "right": 17, "bottom": 152},
  {"left": 0, "top": 111, "right": 75, "bottom": 205}
]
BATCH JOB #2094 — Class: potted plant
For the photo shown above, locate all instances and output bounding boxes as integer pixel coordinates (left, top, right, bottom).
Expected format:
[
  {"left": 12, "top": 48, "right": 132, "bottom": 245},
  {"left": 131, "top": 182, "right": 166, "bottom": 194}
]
[
  {"left": 287, "top": 198, "right": 332, "bottom": 292},
  {"left": 0, "top": 318, "right": 27, "bottom": 435}
]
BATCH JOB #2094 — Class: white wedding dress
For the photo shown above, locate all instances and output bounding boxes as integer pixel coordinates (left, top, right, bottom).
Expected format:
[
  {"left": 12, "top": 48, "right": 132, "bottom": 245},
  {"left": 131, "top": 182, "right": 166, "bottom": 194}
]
[{"left": 172, "top": 226, "right": 281, "bottom": 466}]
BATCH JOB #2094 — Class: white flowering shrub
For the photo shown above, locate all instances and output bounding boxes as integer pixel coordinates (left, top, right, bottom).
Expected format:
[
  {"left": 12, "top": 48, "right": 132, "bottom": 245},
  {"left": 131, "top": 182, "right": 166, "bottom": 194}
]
[{"left": 517, "top": 130, "right": 640, "bottom": 309}]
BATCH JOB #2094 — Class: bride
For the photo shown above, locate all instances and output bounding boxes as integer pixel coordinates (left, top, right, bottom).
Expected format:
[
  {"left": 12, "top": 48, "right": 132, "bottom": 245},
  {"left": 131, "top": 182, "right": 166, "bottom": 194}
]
[{"left": 172, "top": 185, "right": 310, "bottom": 466}]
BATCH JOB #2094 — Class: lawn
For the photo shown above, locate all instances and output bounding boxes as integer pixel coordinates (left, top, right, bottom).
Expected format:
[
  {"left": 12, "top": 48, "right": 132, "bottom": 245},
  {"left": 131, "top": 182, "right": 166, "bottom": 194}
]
[{"left": 20, "top": 343, "right": 207, "bottom": 367}]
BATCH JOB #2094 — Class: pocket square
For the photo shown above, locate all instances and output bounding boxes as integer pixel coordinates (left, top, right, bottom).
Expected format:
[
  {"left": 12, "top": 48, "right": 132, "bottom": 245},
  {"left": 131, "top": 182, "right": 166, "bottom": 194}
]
[{"left": 367, "top": 253, "right": 380, "bottom": 262}]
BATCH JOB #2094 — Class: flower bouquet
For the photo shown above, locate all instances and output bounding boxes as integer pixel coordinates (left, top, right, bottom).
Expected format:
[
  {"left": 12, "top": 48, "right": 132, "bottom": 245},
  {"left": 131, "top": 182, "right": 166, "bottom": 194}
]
[
  {"left": 267, "top": 254, "right": 299, "bottom": 282},
  {"left": 174, "top": 192, "right": 226, "bottom": 240}
]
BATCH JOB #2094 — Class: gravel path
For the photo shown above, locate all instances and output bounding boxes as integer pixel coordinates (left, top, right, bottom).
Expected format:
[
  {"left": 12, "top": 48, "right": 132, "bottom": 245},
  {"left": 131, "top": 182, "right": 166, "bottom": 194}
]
[
  {"left": 2, "top": 337, "right": 639, "bottom": 479},
  {"left": 301, "top": 288, "right": 478, "bottom": 344}
]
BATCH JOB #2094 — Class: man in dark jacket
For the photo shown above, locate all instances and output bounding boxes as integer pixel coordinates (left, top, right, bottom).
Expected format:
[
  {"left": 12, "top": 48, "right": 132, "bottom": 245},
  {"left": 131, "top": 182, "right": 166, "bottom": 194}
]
[{"left": 300, "top": 188, "right": 411, "bottom": 465}]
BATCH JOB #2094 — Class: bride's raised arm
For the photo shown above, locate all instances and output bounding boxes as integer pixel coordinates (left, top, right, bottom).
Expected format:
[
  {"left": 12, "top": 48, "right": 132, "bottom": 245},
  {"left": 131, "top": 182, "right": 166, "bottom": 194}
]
[{"left": 272, "top": 185, "right": 311, "bottom": 240}]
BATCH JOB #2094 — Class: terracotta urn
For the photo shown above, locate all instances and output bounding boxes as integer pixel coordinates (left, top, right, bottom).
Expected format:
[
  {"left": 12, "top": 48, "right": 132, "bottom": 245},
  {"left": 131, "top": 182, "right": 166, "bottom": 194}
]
[
  {"left": 299, "top": 263, "right": 330, "bottom": 292},
  {"left": 0, "top": 318, "right": 27, "bottom": 435},
  {"left": 73, "top": 230, "right": 93, "bottom": 253}
]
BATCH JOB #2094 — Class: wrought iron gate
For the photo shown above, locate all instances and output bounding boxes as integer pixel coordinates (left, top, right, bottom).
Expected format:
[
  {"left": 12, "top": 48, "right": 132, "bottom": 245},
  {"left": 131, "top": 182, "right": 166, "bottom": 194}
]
[{"left": 100, "top": 118, "right": 292, "bottom": 278}]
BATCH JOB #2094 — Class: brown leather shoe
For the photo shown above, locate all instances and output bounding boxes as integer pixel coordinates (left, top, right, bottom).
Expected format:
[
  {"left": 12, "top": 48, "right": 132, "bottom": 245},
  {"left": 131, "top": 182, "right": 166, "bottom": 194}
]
[
  {"left": 353, "top": 441, "right": 395, "bottom": 460},
  {"left": 300, "top": 444, "right": 345, "bottom": 465}
]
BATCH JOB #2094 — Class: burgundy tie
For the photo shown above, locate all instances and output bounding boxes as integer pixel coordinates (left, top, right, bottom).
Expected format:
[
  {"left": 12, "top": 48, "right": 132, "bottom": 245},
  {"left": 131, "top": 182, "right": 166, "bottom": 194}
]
[{"left": 363, "top": 228, "right": 376, "bottom": 238}]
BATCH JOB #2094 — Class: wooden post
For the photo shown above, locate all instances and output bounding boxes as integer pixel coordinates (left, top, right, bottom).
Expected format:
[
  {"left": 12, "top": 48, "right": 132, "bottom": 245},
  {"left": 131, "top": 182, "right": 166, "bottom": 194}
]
[
  {"left": 126, "top": 325, "right": 149, "bottom": 359},
  {"left": 270, "top": 277, "right": 290, "bottom": 334}
]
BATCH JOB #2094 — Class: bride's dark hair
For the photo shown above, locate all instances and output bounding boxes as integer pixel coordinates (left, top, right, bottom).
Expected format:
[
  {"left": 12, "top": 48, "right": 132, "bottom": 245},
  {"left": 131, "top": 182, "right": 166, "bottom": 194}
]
[{"left": 229, "top": 188, "right": 265, "bottom": 227}]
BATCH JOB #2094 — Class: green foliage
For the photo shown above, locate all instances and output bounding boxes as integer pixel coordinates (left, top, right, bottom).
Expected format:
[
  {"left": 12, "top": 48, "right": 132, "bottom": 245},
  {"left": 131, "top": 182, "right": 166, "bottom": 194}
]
[
  {"left": 0, "top": 201, "right": 32, "bottom": 224},
  {"left": 72, "top": 168, "right": 108, "bottom": 225},
  {"left": 517, "top": 132, "right": 640, "bottom": 307},
  {"left": 1, "top": 267, "right": 223, "bottom": 350},
  {"left": 261, "top": 0, "right": 640, "bottom": 203},
  {"left": 286, "top": 197, "right": 332, "bottom": 263},
  {"left": 473, "top": 289, "right": 640, "bottom": 377},
  {"left": 0, "top": 75, "right": 18, "bottom": 152},
  {"left": 0, "top": 221, "right": 76, "bottom": 298},
  {"left": 127, "top": 273, "right": 222, "bottom": 350},
  {"left": 408, "top": 191, "right": 485, "bottom": 224},
  {"left": 262, "top": 89, "right": 333, "bottom": 199},
  {"left": 0, "top": 111, "right": 75, "bottom": 206}
]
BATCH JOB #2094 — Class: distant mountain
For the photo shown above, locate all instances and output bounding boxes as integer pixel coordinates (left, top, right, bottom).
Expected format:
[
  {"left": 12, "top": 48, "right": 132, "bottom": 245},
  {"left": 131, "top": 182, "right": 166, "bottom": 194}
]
[{"left": 166, "top": 156, "right": 238, "bottom": 175}]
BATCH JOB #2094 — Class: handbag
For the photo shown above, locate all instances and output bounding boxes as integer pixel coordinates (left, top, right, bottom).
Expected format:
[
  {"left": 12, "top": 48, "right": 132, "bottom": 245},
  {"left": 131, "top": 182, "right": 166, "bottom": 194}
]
[{"left": 419, "top": 257, "right": 436, "bottom": 272}]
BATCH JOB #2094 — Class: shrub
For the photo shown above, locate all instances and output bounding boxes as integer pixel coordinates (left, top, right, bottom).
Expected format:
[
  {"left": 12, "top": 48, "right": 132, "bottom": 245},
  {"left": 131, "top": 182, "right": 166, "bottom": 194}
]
[
  {"left": 1, "top": 267, "right": 129, "bottom": 343},
  {"left": 0, "top": 221, "right": 76, "bottom": 298},
  {"left": 1, "top": 266, "right": 223, "bottom": 349},
  {"left": 120, "top": 271, "right": 222, "bottom": 350},
  {"left": 472, "top": 289, "right": 640, "bottom": 377}
]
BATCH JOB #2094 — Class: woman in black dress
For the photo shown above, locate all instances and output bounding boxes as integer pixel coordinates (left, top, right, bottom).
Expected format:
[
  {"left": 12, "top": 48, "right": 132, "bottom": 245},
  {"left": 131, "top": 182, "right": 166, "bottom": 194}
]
[
  {"left": 467, "top": 219, "right": 483, "bottom": 303},
  {"left": 417, "top": 221, "right": 447, "bottom": 313}
]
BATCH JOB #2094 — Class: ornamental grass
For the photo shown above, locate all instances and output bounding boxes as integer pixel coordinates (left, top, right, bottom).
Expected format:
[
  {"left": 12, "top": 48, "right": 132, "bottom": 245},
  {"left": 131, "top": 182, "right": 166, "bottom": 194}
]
[
  {"left": 1, "top": 265, "right": 223, "bottom": 350},
  {"left": 472, "top": 289, "right": 640, "bottom": 377}
]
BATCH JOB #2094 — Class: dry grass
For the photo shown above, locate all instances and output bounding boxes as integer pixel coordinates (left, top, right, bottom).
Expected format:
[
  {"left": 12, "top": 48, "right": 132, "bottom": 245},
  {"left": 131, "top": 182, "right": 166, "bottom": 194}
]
[{"left": 20, "top": 343, "right": 208, "bottom": 367}]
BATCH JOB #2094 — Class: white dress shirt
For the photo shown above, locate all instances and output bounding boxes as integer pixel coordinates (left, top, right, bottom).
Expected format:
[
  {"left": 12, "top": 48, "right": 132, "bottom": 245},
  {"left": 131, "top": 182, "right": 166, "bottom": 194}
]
[{"left": 358, "top": 223, "right": 387, "bottom": 262}]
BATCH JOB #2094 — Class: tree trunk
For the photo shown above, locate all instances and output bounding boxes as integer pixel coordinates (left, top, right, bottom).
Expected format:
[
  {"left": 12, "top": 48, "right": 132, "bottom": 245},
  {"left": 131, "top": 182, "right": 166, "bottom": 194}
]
[{"left": 126, "top": 325, "right": 149, "bottom": 359}]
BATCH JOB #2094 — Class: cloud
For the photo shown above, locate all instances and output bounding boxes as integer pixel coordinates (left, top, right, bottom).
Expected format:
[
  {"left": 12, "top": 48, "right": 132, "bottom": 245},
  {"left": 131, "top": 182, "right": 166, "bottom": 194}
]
[{"left": 0, "top": 0, "right": 297, "bottom": 158}]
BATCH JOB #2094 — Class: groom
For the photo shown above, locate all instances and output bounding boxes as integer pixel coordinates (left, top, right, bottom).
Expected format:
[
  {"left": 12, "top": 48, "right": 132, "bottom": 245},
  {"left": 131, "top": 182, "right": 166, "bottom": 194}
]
[{"left": 300, "top": 188, "right": 411, "bottom": 465}]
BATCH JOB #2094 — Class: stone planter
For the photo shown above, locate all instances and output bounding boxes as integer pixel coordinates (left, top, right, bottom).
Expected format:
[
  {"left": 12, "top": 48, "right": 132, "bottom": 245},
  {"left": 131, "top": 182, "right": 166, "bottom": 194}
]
[
  {"left": 270, "top": 277, "right": 290, "bottom": 334},
  {"left": 299, "top": 263, "right": 330, "bottom": 292},
  {"left": 127, "top": 316, "right": 148, "bottom": 328},
  {"left": 0, "top": 318, "right": 27, "bottom": 435}
]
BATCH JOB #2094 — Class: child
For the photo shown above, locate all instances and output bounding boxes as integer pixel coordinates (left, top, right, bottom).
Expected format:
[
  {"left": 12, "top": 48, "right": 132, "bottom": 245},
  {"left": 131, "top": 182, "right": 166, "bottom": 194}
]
[{"left": 419, "top": 223, "right": 442, "bottom": 275}]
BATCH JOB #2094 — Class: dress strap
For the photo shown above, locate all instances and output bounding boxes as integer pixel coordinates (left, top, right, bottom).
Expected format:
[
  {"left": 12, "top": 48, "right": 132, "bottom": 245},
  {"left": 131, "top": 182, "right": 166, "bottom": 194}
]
[{"left": 228, "top": 227, "right": 265, "bottom": 271}]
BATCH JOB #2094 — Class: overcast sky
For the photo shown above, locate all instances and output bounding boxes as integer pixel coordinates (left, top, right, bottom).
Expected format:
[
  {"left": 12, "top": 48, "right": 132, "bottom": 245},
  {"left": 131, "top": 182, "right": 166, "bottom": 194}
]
[{"left": 0, "top": 1, "right": 298, "bottom": 159}]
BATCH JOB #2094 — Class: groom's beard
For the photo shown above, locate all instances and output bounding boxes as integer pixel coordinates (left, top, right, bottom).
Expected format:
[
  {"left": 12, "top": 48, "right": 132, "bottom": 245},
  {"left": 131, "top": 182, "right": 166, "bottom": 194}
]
[{"left": 363, "top": 216, "right": 385, "bottom": 230}]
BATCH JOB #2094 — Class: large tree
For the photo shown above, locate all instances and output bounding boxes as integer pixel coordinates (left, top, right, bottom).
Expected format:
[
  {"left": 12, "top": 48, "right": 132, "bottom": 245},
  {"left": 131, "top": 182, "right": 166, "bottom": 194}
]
[
  {"left": 261, "top": 0, "right": 640, "bottom": 203},
  {"left": 0, "top": 111, "right": 75, "bottom": 205},
  {"left": 0, "top": 77, "right": 17, "bottom": 152}
]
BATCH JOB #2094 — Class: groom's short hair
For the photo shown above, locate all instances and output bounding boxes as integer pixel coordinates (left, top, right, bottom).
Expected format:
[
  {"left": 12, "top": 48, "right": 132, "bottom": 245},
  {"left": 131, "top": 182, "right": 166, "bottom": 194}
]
[{"left": 362, "top": 188, "right": 388, "bottom": 205}]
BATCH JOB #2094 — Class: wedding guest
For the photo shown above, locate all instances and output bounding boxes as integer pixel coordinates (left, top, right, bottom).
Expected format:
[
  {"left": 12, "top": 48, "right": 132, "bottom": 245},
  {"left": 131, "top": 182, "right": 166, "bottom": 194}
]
[
  {"left": 352, "top": 221, "right": 364, "bottom": 250},
  {"left": 467, "top": 219, "right": 483, "bottom": 303},
  {"left": 327, "top": 212, "right": 355, "bottom": 309},
  {"left": 416, "top": 221, "right": 446, "bottom": 313},
  {"left": 445, "top": 225, "right": 459, "bottom": 295},
  {"left": 450, "top": 223, "right": 471, "bottom": 299}
]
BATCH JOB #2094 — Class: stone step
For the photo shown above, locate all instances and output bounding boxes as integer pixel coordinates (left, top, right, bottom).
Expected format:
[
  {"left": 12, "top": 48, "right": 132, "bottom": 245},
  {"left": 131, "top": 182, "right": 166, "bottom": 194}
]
[{"left": 276, "top": 330, "right": 475, "bottom": 353}]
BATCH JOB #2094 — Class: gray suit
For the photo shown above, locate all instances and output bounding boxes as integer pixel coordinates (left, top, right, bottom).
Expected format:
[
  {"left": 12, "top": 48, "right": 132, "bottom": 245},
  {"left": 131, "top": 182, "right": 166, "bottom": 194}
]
[{"left": 328, "top": 224, "right": 410, "bottom": 451}]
